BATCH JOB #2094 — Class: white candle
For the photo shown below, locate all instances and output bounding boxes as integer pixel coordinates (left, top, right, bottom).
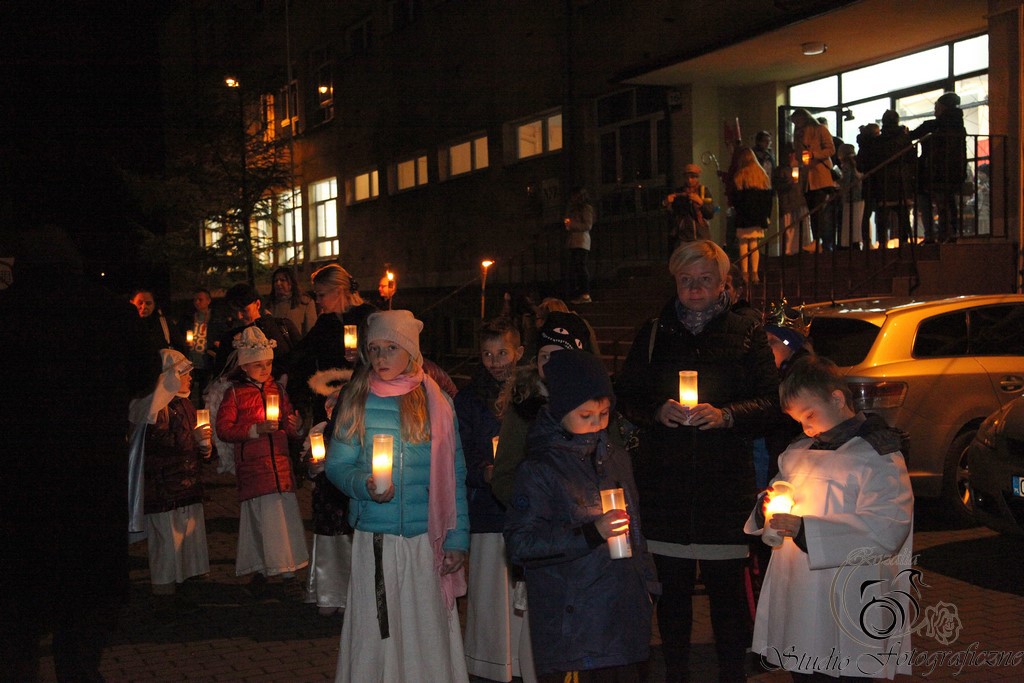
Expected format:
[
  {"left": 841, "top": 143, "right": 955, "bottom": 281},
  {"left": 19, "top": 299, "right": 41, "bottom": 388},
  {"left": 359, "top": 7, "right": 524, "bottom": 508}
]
[
  {"left": 186, "top": 329, "right": 194, "bottom": 345},
  {"left": 678, "top": 370, "right": 698, "bottom": 408},
  {"left": 762, "top": 480, "right": 795, "bottom": 548},
  {"left": 343, "top": 325, "right": 358, "bottom": 351},
  {"left": 265, "top": 394, "right": 280, "bottom": 422},
  {"left": 372, "top": 434, "right": 394, "bottom": 494},
  {"left": 491, "top": 436, "right": 499, "bottom": 459},
  {"left": 600, "top": 488, "right": 632, "bottom": 560},
  {"left": 309, "top": 432, "right": 326, "bottom": 462},
  {"left": 196, "top": 409, "right": 210, "bottom": 427}
]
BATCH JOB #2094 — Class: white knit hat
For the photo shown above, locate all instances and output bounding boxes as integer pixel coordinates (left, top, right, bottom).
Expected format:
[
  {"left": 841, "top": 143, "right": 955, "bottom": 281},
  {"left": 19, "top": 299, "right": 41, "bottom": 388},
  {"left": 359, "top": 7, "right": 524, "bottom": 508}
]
[
  {"left": 365, "top": 310, "right": 423, "bottom": 362},
  {"left": 233, "top": 325, "right": 276, "bottom": 365}
]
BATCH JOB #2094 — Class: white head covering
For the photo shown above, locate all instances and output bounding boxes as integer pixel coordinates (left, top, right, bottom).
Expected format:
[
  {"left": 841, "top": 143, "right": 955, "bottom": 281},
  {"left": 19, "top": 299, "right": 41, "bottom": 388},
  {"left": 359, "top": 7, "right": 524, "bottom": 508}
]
[
  {"left": 233, "top": 325, "right": 276, "bottom": 365},
  {"left": 128, "top": 349, "right": 193, "bottom": 425},
  {"left": 365, "top": 310, "right": 423, "bottom": 362}
]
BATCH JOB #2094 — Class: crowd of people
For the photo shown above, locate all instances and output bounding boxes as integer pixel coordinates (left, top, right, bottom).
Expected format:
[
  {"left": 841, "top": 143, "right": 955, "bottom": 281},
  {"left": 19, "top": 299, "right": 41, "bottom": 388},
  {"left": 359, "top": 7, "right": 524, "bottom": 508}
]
[
  {"left": 663, "top": 91, "right": 971, "bottom": 286},
  {"left": 4, "top": 215, "right": 921, "bottom": 683}
]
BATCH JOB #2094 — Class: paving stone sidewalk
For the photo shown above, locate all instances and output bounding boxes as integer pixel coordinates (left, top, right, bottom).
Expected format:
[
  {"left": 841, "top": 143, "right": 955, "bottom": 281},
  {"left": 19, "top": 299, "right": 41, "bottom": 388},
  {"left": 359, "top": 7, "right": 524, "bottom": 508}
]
[{"left": 35, "top": 471, "right": 1024, "bottom": 682}]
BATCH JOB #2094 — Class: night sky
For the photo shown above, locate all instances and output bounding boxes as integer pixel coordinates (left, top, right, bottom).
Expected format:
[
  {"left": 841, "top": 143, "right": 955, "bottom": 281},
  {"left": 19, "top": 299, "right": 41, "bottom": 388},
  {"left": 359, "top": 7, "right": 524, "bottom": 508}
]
[{"left": 0, "top": 0, "right": 168, "bottom": 290}]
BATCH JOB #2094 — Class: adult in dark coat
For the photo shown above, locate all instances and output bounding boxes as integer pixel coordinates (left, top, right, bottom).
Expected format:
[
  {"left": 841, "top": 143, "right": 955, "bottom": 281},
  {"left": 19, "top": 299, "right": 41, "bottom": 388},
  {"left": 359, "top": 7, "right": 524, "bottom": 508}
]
[
  {"left": 858, "top": 110, "right": 916, "bottom": 244},
  {"left": 212, "top": 283, "right": 294, "bottom": 379},
  {"left": 0, "top": 226, "right": 160, "bottom": 682},
  {"left": 615, "top": 239, "right": 780, "bottom": 683},
  {"left": 909, "top": 91, "right": 968, "bottom": 243}
]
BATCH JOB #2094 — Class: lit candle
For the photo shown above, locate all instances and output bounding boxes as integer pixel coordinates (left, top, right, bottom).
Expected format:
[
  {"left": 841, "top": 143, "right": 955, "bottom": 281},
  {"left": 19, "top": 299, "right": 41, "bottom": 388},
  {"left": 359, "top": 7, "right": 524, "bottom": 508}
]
[
  {"left": 186, "top": 329, "right": 194, "bottom": 345},
  {"left": 678, "top": 370, "right": 698, "bottom": 408},
  {"left": 600, "top": 488, "right": 632, "bottom": 559},
  {"left": 309, "top": 432, "right": 326, "bottom": 463},
  {"left": 762, "top": 480, "right": 795, "bottom": 548},
  {"left": 343, "top": 325, "right": 358, "bottom": 351},
  {"left": 791, "top": 166, "right": 800, "bottom": 182},
  {"left": 801, "top": 150, "right": 811, "bottom": 166},
  {"left": 265, "top": 394, "right": 280, "bottom": 422},
  {"left": 371, "top": 434, "right": 394, "bottom": 495},
  {"left": 491, "top": 436, "right": 499, "bottom": 460},
  {"left": 196, "top": 409, "right": 211, "bottom": 448}
]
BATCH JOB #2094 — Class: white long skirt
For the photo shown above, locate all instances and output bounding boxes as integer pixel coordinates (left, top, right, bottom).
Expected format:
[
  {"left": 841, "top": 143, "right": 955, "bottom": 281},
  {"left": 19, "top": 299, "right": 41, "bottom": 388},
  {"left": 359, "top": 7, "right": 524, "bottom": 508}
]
[
  {"left": 305, "top": 533, "right": 352, "bottom": 609},
  {"left": 336, "top": 530, "right": 468, "bottom": 683},
  {"left": 236, "top": 492, "right": 309, "bottom": 576},
  {"left": 145, "top": 503, "right": 210, "bottom": 586},
  {"left": 464, "top": 532, "right": 536, "bottom": 683}
]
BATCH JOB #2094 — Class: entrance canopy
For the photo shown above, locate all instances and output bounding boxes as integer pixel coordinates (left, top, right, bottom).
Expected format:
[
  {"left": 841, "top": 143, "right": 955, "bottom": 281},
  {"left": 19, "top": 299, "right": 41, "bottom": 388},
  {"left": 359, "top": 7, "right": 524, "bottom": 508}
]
[{"left": 620, "top": 0, "right": 988, "bottom": 88}]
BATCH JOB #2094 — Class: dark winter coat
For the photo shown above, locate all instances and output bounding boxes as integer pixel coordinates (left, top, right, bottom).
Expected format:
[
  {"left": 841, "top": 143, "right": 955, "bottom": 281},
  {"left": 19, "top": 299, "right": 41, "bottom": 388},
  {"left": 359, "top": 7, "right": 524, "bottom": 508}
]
[
  {"left": 454, "top": 367, "right": 505, "bottom": 533},
  {"left": 858, "top": 124, "right": 915, "bottom": 205},
  {"left": 143, "top": 396, "right": 206, "bottom": 514},
  {"left": 910, "top": 108, "right": 967, "bottom": 193},
  {"left": 287, "top": 303, "right": 377, "bottom": 422},
  {"left": 504, "top": 409, "right": 656, "bottom": 676},
  {"left": 615, "top": 300, "right": 780, "bottom": 546},
  {"left": 215, "top": 377, "right": 299, "bottom": 502}
]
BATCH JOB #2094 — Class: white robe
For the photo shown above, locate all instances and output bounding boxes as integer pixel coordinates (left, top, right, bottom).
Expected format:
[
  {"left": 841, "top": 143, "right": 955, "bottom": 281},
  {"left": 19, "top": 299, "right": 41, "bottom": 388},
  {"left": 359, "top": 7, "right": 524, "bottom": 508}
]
[{"left": 745, "top": 436, "right": 914, "bottom": 679}]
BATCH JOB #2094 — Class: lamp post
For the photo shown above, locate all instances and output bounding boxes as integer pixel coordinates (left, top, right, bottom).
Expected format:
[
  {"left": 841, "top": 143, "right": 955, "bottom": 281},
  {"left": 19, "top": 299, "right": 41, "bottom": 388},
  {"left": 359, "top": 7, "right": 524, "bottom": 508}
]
[
  {"left": 225, "top": 76, "right": 256, "bottom": 287},
  {"left": 480, "top": 259, "right": 494, "bottom": 320}
]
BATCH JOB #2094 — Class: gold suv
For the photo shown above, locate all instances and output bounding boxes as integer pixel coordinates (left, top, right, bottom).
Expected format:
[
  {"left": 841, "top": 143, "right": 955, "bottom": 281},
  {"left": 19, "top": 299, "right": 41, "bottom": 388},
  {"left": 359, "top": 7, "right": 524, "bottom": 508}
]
[{"left": 804, "top": 294, "right": 1024, "bottom": 523}]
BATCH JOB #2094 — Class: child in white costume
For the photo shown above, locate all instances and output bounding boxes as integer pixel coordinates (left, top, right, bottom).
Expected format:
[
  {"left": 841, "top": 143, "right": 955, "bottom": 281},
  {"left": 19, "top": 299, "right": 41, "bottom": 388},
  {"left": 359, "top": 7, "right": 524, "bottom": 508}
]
[{"left": 746, "top": 355, "right": 914, "bottom": 680}]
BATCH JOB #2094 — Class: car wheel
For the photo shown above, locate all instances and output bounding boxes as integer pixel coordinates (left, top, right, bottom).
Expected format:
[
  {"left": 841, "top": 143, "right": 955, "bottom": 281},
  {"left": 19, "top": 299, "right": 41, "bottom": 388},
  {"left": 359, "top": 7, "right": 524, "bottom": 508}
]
[{"left": 941, "top": 429, "right": 980, "bottom": 528}]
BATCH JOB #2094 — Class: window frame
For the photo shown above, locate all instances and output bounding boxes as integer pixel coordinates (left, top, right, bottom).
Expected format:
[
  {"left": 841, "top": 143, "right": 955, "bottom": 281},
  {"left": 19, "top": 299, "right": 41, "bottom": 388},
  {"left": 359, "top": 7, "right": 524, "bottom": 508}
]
[
  {"left": 506, "top": 109, "right": 563, "bottom": 162},
  {"left": 309, "top": 177, "right": 339, "bottom": 259},
  {"left": 390, "top": 154, "right": 430, "bottom": 193},
  {"left": 439, "top": 133, "right": 489, "bottom": 180},
  {"left": 275, "top": 188, "right": 304, "bottom": 265},
  {"left": 345, "top": 168, "right": 381, "bottom": 205}
]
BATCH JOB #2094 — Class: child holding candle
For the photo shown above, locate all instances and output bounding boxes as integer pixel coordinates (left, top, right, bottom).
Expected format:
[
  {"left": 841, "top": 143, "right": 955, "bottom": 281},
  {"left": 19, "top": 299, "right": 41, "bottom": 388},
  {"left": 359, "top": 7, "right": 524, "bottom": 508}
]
[
  {"left": 745, "top": 355, "right": 914, "bottom": 680},
  {"left": 214, "top": 326, "right": 308, "bottom": 595},
  {"left": 324, "top": 310, "right": 470, "bottom": 682},
  {"left": 128, "top": 349, "right": 212, "bottom": 611},
  {"left": 454, "top": 318, "right": 534, "bottom": 682},
  {"left": 504, "top": 351, "right": 657, "bottom": 682}
]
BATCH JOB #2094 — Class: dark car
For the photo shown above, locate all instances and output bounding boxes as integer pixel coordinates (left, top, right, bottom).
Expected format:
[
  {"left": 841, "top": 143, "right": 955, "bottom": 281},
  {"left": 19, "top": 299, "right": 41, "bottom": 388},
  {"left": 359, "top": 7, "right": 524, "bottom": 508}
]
[{"left": 966, "top": 396, "right": 1024, "bottom": 535}]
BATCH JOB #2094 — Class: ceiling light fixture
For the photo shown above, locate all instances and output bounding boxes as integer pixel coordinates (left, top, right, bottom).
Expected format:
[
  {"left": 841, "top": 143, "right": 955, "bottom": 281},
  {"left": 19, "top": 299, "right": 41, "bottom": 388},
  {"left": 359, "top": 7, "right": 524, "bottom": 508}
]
[{"left": 801, "top": 41, "right": 827, "bottom": 56}]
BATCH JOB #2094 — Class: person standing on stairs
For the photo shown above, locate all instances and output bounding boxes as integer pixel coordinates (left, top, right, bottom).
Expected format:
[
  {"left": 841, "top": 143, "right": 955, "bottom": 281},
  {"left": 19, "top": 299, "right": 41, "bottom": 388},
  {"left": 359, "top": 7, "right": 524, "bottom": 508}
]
[{"left": 564, "top": 187, "right": 594, "bottom": 305}]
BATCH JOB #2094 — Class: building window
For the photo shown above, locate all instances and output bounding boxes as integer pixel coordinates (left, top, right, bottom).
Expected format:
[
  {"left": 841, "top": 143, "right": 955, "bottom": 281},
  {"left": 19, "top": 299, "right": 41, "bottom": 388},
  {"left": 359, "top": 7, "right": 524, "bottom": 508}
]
[
  {"left": 514, "top": 112, "right": 562, "bottom": 160},
  {"left": 202, "top": 219, "right": 222, "bottom": 250},
  {"left": 595, "top": 89, "right": 667, "bottom": 188},
  {"left": 310, "top": 49, "right": 334, "bottom": 125},
  {"left": 279, "top": 79, "right": 299, "bottom": 132},
  {"left": 440, "top": 134, "right": 488, "bottom": 180},
  {"left": 310, "top": 178, "right": 338, "bottom": 259},
  {"left": 347, "top": 16, "right": 374, "bottom": 56},
  {"left": 393, "top": 155, "right": 429, "bottom": 191},
  {"left": 253, "top": 199, "right": 273, "bottom": 265},
  {"left": 260, "top": 93, "right": 276, "bottom": 142},
  {"left": 276, "top": 189, "right": 303, "bottom": 264},
  {"left": 345, "top": 170, "right": 380, "bottom": 205}
]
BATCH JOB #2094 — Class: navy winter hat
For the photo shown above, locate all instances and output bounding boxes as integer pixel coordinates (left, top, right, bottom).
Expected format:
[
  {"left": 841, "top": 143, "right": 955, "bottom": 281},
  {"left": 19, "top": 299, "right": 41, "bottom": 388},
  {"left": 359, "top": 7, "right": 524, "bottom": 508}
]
[
  {"left": 544, "top": 351, "right": 614, "bottom": 422},
  {"left": 538, "top": 311, "right": 593, "bottom": 353},
  {"left": 764, "top": 324, "right": 805, "bottom": 352}
]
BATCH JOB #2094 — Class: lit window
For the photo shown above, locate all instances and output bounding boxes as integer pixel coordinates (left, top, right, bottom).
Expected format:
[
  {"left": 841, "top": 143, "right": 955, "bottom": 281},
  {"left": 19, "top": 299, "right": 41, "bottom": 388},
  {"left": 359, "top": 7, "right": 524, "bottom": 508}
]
[
  {"left": 261, "top": 93, "right": 276, "bottom": 142},
  {"left": 954, "top": 35, "right": 988, "bottom": 76},
  {"left": 442, "top": 135, "right": 489, "bottom": 179},
  {"left": 253, "top": 199, "right": 273, "bottom": 265},
  {"left": 276, "top": 189, "right": 303, "bottom": 264},
  {"left": 279, "top": 80, "right": 299, "bottom": 131},
  {"left": 202, "top": 219, "right": 222, "bottom": 249},
  {"left": 842, "top": 46, "right": 947, "bottom": 103},
  {"left": 345, "top": 170, "right": 380, "bottom": 204},
  {"left": 790, "top": 75, "right": 838, "bottom": 108},
  {"left": 395, "top": 155, "right": 428, "bottom": 191},
  {"left": 310, "top": 178, "right": 339, "bottom": 259},
  {"left": 514, "top": 112, "right": 563, "bottom": 160}
]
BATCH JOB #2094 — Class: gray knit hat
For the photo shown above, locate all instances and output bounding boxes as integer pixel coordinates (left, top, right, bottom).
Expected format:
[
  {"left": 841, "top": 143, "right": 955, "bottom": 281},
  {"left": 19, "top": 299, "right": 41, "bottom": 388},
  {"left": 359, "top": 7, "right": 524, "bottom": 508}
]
[{"left": 365, "top": 310, "right": 424, "bottom": 362}]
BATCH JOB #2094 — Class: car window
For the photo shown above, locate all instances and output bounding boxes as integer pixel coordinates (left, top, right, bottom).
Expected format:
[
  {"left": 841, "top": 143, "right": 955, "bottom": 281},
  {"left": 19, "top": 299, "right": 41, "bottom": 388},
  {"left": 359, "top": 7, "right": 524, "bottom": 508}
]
[
  {"left": 913, "top": 311, "right": 968, "bottom": 357},
  {"left": 807, "top": 317, "right": 880, "bottom": 367},
  {"left": 969, "top": 304, "right": 1024, "bottom": 356}
]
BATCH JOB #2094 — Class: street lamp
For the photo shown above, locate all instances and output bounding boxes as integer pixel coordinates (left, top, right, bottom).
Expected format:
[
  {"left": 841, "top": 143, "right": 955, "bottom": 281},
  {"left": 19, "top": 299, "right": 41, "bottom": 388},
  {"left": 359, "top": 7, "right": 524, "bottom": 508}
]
[
  {"left": 225, "top": 75, "right": 255, "bottom": 287},
  {"left": 480, "top": 259, "right": 494, "bottom": 320}
]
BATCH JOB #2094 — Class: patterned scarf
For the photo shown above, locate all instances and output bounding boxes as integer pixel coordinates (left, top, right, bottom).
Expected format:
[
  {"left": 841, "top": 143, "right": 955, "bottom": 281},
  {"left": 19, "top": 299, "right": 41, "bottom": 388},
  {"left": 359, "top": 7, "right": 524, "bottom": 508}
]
[{"left": 676, "top": 290, "right": 732, "bottom": 335}]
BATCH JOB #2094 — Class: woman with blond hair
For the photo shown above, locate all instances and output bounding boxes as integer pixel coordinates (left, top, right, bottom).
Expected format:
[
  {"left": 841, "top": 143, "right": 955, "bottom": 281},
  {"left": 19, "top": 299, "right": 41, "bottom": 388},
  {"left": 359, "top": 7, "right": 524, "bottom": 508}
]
[{"left": 731, "top": 147, "right": 772, "bottom": 284}]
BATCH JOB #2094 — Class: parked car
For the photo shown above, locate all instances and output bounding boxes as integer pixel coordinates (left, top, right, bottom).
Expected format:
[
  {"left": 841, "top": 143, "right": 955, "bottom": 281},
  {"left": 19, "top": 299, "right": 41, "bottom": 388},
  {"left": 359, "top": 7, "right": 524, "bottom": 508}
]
[
  {"left": 965, "top": 396, "right": 1024, "bottom": 535},
  {"left": 803, "top": 295, "right": 1024, "bottom": 523}
]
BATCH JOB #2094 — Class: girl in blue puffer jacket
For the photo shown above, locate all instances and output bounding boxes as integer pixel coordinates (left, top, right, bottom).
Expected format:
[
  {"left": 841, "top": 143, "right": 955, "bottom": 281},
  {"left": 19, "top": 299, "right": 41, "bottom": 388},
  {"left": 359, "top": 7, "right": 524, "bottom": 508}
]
[
  {"left": 505, "top": 351, "right": 658, "bottom": 681},
  {"left": 325, "top": 310, "right": 470, "bottom": 683}
]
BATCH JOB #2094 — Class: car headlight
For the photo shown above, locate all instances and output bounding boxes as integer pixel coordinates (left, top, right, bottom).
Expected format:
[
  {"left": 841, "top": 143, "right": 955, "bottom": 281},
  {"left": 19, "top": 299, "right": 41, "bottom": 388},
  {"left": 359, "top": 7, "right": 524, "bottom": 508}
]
[{"left": 847, "top": 381, "right": 908, "bottom": 410}]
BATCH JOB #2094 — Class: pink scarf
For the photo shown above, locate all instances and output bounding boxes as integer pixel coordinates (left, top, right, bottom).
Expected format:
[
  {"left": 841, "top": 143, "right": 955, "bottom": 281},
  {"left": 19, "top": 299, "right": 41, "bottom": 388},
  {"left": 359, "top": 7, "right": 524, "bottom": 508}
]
[{"left": 369, "top": 368, "right": 465, "bottom": 610}]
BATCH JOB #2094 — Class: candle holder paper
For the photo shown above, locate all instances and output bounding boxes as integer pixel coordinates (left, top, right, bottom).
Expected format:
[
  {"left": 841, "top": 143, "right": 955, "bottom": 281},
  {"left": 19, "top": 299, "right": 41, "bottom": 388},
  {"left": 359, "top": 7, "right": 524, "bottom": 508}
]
[
  {"left": 309, "top": 431, "right": 326, "bottom": 462},
  {"left": 265, "top": 394, "right": 280, "bottom": 422}
]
